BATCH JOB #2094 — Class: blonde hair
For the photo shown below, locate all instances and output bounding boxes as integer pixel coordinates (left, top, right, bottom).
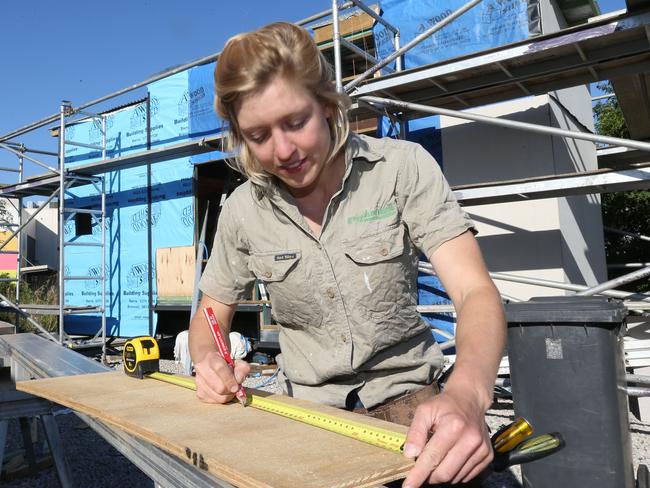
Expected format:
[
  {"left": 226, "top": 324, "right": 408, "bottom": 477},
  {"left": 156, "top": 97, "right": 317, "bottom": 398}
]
[{"left": 214, "top": 22, "right": 351, "bottom": 191}]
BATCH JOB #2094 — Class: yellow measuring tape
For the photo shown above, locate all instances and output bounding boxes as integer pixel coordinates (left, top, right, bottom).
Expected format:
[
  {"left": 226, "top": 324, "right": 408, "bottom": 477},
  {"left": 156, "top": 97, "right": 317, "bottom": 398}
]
[{"left": 146, "top": 372, "right": 407, "bottom": 454}]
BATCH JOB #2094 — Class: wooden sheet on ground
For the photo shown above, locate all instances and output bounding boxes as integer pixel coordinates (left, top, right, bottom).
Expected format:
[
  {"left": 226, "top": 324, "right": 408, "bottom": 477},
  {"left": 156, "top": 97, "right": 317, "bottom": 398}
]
[{"left": 17, "top": 371, "right": 413, "bottom": 488}]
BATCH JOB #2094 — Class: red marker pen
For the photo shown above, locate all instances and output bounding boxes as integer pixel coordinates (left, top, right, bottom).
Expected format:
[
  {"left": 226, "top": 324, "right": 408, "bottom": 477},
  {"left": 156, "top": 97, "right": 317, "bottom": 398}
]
[{"left": 203, "top": 307, "right": 248, "bottom": 407}]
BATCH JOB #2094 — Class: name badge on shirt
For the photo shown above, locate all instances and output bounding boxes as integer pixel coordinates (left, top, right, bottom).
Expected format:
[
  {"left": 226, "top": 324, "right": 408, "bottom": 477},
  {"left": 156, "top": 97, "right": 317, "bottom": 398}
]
[{"left": 274, "top": 252, "right": 297, "bottom": 262}]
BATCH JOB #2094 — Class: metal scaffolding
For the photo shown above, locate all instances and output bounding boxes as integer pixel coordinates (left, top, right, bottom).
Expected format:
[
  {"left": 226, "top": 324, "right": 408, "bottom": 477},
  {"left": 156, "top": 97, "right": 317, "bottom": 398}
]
[
  {"left": 324, "top": 0, "right": 650, "bottom": 358},
  {"left": 0, "top": 1, "right": 648, "bottom": 486},
  {"left": 0, "top": 104, "right": 109, "bottom": 357},
  {"left": 0, "top": 0, "right": 647, "bottom": 351}
]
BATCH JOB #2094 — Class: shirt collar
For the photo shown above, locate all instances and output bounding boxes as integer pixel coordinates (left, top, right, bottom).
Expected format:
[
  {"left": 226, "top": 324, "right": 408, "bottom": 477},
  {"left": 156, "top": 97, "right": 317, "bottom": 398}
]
[
  {"left": 265, "top": 132, "right": 384, "bottom": 206},
  {"left": 345, "top": 133, "right": 384, "bottom": 164}
]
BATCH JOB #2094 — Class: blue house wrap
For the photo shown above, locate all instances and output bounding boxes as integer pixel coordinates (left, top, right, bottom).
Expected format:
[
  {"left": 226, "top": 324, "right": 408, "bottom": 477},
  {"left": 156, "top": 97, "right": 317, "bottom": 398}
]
[
  {"left": 63, "top": 63, "right": 223, "bottom": 337},
  {"left": 374, "top": 0, "right": 539, "bottom": 71}
]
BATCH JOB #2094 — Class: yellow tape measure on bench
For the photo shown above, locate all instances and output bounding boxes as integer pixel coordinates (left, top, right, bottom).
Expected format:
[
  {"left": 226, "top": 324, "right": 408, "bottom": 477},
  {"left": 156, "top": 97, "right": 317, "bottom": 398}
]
[
  {"left": 247, "top": 394, "right": 407, "bottom": 453},
  {"left": 146, "top": 372, "right": 407, "bottom": 454}
]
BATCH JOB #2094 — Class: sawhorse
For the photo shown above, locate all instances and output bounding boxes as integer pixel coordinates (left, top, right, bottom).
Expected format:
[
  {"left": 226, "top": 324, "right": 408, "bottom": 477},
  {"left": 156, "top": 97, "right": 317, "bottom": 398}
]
[{"left": 0, "top": 369, "right": 72, "bottom": 487}]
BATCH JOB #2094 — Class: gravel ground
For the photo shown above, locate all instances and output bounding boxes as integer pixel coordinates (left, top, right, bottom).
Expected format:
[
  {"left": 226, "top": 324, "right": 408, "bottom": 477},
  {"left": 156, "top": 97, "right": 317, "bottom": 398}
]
[{"left": 2, "top": 358, "right": 648, "bottom": 487}]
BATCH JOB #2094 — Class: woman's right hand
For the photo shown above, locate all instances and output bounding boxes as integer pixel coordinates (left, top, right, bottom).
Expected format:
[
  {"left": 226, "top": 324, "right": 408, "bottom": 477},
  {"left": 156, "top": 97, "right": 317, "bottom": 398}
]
[{"left": 193, "top": 350, "right": 251, "bottom": 404}]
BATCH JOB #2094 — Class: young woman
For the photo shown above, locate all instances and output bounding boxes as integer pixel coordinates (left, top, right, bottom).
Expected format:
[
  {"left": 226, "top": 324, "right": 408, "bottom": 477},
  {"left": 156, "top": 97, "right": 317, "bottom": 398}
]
[{"left": 189, "top": 22, "right": 505, "bottom": 487}]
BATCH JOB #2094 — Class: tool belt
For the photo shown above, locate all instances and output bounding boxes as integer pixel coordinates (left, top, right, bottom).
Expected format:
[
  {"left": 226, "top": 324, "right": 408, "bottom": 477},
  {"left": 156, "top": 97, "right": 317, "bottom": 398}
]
[{"left": 353, "top": 383, "right": 439, "bottom": 426}]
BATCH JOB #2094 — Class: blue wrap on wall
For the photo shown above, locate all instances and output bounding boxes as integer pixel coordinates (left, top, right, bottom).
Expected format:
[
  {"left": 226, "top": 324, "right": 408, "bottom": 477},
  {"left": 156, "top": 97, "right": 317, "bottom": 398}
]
[
  {"left": 63, "top": 70, "right": 203, "bottom": 337},
  {"left": 374, "top": 0, "right": 537, "bottom": 71}
]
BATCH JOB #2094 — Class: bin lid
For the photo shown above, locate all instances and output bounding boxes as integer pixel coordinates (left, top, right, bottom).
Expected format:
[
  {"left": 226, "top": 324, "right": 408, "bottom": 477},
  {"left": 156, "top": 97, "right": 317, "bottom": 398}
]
[{"left": 505, "top": 296, "right": 627, "bottom": 323}]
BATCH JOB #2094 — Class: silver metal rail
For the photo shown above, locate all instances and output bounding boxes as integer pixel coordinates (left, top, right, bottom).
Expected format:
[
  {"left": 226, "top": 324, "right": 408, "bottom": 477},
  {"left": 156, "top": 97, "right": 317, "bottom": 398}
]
[
  {"left": 452, "top": 164, "right": 650, "bottom": 205},
  {"left": 0, "top": 143, "right": 60, "bottom": 174},
  {"left": 340, "top": 38, "right": 389, "bottom": 71},
  {"left": 332, "top": 0, "right": 344, "bottom": 92},
  {"left": 593, "top": 93, "right": 617, "bottom": 101},
  {"left": 576, "top": 266, "right": 650, "bottom": 297},
  {"left": 359, "top": 95, "right": 650, "bottom": 153},
  {"left": 15, "top": 153, "right": 24, "bottom": 325},
  {"left": 344, "top": 0, "right": 482, "bottom": 92},
  {"left": 0, "top": 291, "right": 58, "bottom": 342},
  {"left": 610, "top": 263, "right": 650, "bottom": 269},
  {"left": 348, "top": 0, "right": 401, "bottom": 71},
  {"left": 605, "top": 226, "right": 650, "bottom": 243},
  {"left": 324, "top": 0, "right": 402, "bottom": 89},
  {"left": 58, "top": 104, "right": 66, "bottom": 344},
  {"left": 0, "top": 188, "right": 61, "bottom": 253},
  {"left": 1, "top": 141, "right": 58, "bottom": 157},
  {"left": 490, "top": 271, "right": 650, "bottom": 302},
  {"left": 418, "top": 261, "right": 650, "bottom": 302},
  {"left": 57, "top": 101, "right": 108, "bottom": 353},
  {"left": 100, "top": 176, "right": 106, "bottom": 358},
  {"left": 349, "top": 0, "right": 396, "bottom": 33},
  {"left": 295, "top": 1, "right": 354, "bottom": 26}
]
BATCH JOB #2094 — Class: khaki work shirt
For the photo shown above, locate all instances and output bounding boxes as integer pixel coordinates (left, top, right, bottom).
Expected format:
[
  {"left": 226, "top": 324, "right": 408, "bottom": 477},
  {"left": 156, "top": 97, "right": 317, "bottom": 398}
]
[{"left": 199, "top": 133, "right": 474, "bottom": 408}]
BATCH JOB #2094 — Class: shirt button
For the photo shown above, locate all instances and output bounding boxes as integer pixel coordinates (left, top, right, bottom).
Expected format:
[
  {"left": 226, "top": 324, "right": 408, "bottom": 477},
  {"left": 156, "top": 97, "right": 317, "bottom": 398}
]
[
  {"left": 341, "top": 334, "right": 347, "bottom": 343},
  {"left": 264, "top": 271, "right": 272, "bottom": 278},
  {"left": 326, "top": 288, "right": 335, "bottom": 299},
  {"left": 380, "top": 248, "right": 388, "bottom": 256}
]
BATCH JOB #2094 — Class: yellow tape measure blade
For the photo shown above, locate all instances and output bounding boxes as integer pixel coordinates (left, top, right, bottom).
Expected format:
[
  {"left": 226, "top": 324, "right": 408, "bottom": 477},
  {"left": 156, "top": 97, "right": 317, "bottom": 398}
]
[
  {"left": 248, "top": 394, "right": 406, "bottom": 454},
  {"left": 142, "top": 371, "right": 406, "bottom": 454},
  {"left": 147, "top": 372, "right": 197, "bottom": 390}
]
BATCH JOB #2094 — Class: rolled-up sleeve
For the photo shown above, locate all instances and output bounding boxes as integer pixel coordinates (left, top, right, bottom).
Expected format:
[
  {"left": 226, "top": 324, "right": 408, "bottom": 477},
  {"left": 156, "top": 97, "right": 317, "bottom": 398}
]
[
  {"left": 198, "top": 198, "right": 256, "bottom": 304},
  {"left": 398, "top": 143, "right": 474, "bottom": 259}
]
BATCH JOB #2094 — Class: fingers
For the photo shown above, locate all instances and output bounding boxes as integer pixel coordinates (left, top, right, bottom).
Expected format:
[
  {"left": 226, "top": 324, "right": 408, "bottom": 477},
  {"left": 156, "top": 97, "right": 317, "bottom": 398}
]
[
  {"left": 403, "top": 403, "right": 435, "bottom": 459},
  {"left": 233, "top": 359, "right": 251, "bottom": 384},
  {"left": 402, "top": 394, "right": 493, "bottom": 488},
  {"left": 194, "top": 351, "right": 249, "bottom": 404},
  {"left": 404, "top": 420, "right": 491, "bottom": 487},
  {"left": 445, "top": 426, "right": 494, "bottom": 483},
  {"left": 459, "top": 446, "right": 493, "bottom": 484},
  {"left": 403, "top": 414, "right": 461, "bottom": 488},
  {"left": 195, "top": 371, "right": 235, "bottom": 404},
  {"left": 453, "top": 425, "right": 493, "bottom": 484}
]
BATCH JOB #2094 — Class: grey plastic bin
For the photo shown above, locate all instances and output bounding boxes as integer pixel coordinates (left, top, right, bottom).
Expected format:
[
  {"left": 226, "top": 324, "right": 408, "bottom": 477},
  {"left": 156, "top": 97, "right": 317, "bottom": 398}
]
[{"left": 506, "top": 296, "right": 634, "bottom": 488}]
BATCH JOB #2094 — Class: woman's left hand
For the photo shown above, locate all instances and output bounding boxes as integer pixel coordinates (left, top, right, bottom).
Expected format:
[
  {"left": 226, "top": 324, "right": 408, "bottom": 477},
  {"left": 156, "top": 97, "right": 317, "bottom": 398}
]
[{"left": 401, "top": 387, "right": 493, "bottom": 487}]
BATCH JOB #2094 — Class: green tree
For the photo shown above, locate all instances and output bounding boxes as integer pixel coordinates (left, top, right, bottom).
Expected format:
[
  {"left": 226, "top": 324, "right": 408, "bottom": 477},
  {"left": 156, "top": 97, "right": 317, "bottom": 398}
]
[
  {"left": 596, "top": 83, "right": 649, "bottom": 293},
  {"left": 593, "top": 84, "right": 629, "bottom": 139}
]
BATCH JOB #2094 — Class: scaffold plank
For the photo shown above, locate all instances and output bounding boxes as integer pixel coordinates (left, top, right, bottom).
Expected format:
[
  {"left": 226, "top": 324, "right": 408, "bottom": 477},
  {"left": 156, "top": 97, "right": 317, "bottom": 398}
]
[
  {"left": 453, "top": 163, "right": 650, "bottom": 204},
  {"left": 350, "top": 10, "right": 650, "bottom": 115}
]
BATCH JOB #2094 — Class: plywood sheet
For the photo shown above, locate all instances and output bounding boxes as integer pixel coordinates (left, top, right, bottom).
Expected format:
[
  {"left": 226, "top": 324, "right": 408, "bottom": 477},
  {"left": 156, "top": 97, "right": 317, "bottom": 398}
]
[
  {"left": 0, "top": 231, "right": 18, "bottom": 251},
  {"left": 313, "top": 5, "right": 378, "bottom": 44},
  {"left": 155, "top": 245, "right": 195, "bottom": 299},
  {"left": 17, "top": 371, "right": 412, "bottom": 488}
]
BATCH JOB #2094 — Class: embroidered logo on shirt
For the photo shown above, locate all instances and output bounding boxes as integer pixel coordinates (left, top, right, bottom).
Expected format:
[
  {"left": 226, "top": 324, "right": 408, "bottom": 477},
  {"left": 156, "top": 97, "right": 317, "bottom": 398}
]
[
  {"left": 274, "top": 252, "right": 297, "bottom": 262},
  {"left": 347, "top": 203, "right": 397, "bottom": 225}
]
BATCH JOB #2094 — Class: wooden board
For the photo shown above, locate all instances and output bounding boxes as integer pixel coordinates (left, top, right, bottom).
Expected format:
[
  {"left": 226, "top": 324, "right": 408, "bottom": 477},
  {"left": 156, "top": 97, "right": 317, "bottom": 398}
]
[
  {"left": 155, "top": 245, "right": 195, "bottom": 300},
  {"left": 17, "top": 371, "right": 413, "bottom": 488},
  {"left": 0, "top": 231, "right": 18, "bottom": 251},
  {"left": 0, "top": 320, "right": 15, "bottom": 335},
  {"left": 312, "top": 5, "right": 378, "bottom": 45}
]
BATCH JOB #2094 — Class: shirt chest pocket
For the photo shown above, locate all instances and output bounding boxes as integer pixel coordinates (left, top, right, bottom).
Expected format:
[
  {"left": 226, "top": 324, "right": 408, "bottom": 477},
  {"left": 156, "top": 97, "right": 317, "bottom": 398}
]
[
  {"left": 343, "top": 225, "right": 413, "bottom": 318},
  {"left": 248, "top": 250, "right": 322, "bottom": 329},
  {"left": 343, "top": 225, "right": 405, "bottom": 264}
]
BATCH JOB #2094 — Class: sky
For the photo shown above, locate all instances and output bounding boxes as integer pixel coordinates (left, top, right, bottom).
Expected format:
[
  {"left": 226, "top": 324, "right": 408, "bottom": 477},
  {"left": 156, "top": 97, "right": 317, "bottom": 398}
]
[
  {"left": 0, "top": 0, "right": 326, "bottom": 175},
  {"left": 0, "top": 0, "right": 627, "bottom": 179}
]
